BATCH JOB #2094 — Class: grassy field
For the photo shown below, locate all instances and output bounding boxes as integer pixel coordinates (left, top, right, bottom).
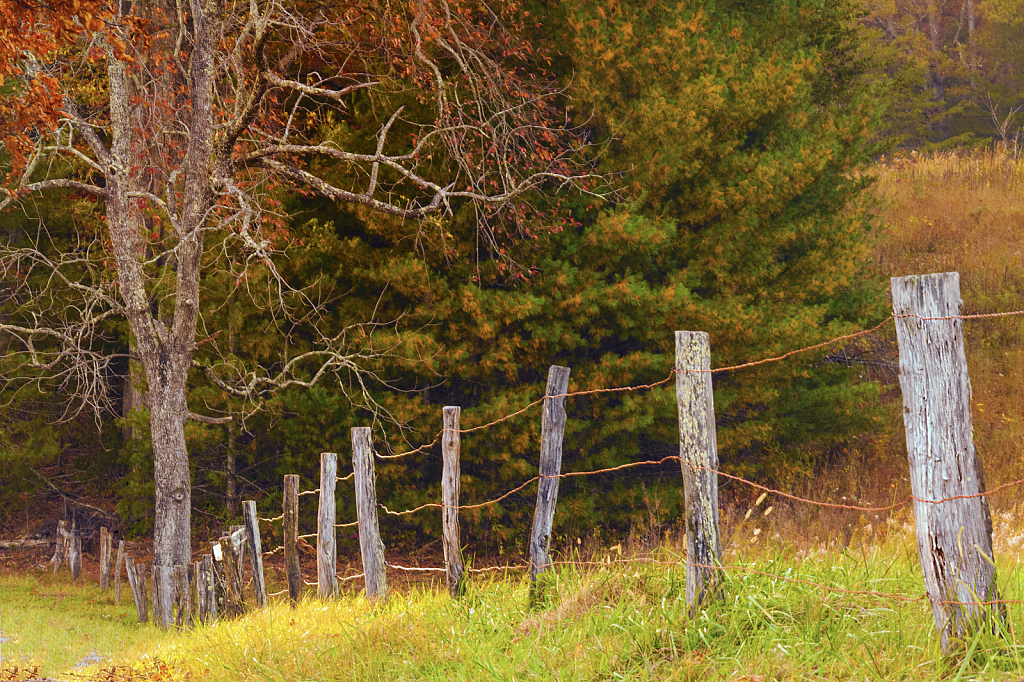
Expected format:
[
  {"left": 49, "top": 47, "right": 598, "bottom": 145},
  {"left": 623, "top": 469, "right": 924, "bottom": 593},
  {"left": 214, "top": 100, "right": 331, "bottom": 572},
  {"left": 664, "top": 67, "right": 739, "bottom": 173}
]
[
  {"left": 15, "top": 527, "right": 1022, "bottom": 682},
  {"left": 0, "top": 572, "right": 168, "bottom": 675}
]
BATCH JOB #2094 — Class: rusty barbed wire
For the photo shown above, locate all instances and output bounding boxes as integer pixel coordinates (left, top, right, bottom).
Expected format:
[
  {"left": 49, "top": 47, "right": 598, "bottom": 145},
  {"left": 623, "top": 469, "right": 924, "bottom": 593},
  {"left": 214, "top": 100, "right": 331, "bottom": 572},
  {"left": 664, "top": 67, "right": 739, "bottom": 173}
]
[
  {"left": 374, "top": 455, "right": 1024, "bottom": 519},
  {"left": 297, "top": 489, "right": 319, "bottom": 497},
  {"left": 364, "top": 309, "right": 1024, "bottom": 459},
  {"left": 337, "top": 473, "right": 354, "bottom": 482},
  {"left": 259, "top": 514, "right": 284, "bottom": 523},
  {"left": 377, "top": 433, "right": 441, "bottom": 460}
]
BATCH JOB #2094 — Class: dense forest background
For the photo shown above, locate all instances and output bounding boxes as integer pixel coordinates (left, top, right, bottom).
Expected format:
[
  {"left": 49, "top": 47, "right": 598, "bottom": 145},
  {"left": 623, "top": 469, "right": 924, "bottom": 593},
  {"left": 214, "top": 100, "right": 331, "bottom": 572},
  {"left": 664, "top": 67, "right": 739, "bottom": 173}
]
[{"left": 1, "top": 0, "right": 1021, "bottom": 551}]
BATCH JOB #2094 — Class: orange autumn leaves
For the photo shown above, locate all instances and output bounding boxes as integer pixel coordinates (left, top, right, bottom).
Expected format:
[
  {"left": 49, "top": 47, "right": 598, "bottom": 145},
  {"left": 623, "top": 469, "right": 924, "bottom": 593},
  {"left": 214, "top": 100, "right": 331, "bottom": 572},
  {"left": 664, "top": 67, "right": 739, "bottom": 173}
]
[{"left": 0, "top": 0, "right": 138, "bottom": 179}]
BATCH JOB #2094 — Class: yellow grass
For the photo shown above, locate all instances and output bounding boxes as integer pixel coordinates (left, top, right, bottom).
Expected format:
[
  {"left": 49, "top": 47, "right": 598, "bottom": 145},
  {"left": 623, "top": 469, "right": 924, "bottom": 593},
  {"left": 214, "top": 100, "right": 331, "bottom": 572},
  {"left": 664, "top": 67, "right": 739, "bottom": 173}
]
[{"left": 871, "top": 146, "right": 1024, "bottom": 511}]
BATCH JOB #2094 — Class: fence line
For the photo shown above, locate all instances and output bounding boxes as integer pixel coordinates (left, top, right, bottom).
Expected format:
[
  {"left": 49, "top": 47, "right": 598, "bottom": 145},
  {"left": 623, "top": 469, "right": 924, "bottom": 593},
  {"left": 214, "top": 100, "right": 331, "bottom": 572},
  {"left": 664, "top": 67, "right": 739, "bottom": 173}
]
[{"left": 87, "top": 291, "right": 1024, "bottom": 637}]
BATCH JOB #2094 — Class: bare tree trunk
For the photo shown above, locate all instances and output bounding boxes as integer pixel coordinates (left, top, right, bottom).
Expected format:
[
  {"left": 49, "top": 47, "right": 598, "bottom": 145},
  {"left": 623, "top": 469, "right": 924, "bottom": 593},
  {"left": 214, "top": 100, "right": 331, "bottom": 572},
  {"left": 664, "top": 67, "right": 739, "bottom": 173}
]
[{"left": 150, "top": 394, "right": 193, "bottom": 567}]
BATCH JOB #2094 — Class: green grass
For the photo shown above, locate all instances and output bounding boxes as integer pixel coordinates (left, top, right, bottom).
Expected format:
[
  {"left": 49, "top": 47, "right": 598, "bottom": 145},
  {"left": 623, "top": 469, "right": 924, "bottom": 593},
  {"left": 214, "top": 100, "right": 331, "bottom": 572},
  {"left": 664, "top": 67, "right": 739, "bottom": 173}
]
[
  {"left": 0, "top": 572, "right": 170, "bottom": 676},
  {"left": 61, "top": 535, "right": 1024, "bottom": 681}
]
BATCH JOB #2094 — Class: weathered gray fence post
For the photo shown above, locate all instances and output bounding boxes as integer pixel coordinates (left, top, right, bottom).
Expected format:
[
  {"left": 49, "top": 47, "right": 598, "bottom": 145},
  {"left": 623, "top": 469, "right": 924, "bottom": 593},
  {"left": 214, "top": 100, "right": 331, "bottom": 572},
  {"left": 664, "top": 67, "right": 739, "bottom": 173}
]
[
  {"left": 283, "top": 474, "right": 302, "bottom": 604},
  {"left": 155, "top": 565, "right": 173, "bottom": 629},
  {"left": 675, "top": 331, "right": 722, "bottom": 609},
  {"left": 892, "top": 272, "right": 1004, "bottom": 649},
  {"left": 125, "top": 557, "right": 147, "bottom": 623},
  {"left": 52, "top": 520, "right": 69, "bottom": 573},
  {"left": 99, "top": 527, "right": 111, "bottom": 590},
  {"left": 114, "top": 540, "right": 125, "bottom": 605},
  {"left": 242, "top": 500, "right": 267, "bottom": 607},
  {"left": 202, "top": 553, "right": 216, "bottom": 621},
  {"left": 220, "top": 536, "right": 242, "bottom": 617},
  {"left": 173, "top": 565, "right": 187, "bottom": 628},
  {"left": 230, "top": 524, "right": 247, "bottom": 575},
  {"left": 69, "top": 530, "right": 82, "bottom": 580},
  {"left": 442, "top": 406, "right": 465, "bottom": 598},
  {"left": 318, "top": 452, "right": 339, "bottom": 599},
  {"left": 528, "top": 365, "right": 571, "bottom": 593},
  {"left": 352, "top": 427, "right": 387, "bottom": 600}
]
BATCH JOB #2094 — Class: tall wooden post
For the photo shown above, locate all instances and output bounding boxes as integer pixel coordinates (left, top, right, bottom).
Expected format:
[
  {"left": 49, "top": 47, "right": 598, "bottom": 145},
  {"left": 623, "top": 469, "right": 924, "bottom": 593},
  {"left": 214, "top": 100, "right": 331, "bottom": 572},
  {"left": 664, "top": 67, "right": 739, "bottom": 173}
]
[
  {"left": 283, "top": 474, "right": 302, "bottom": 604},
  {"left": 675, "top": 331, "right": 722, "bottom": 609},
  {"left": 441, "top": 406, "right": 465, "bottom": 597},
  {"left": 528, "top": 365, "right": 571, "bottom": 588},
  {"left": 242, "top": 501, "right": 268, "bottom": 607},
  {"left": 892, "top": 272, "right": 1003, "bottom": 649},
  {"left": 352, "top": 427, "right": 387, "bottom": 600},
  {"left": 317, "top": 452, "right": 339, "bottom": 599}
]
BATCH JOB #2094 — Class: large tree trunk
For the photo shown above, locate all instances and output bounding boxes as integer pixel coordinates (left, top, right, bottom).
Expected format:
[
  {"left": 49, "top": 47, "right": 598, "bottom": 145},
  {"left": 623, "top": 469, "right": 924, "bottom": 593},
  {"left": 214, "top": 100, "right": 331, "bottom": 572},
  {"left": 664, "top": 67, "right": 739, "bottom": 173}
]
[{"left": 149, "top": 388, "right": 193, "bottom": 567}]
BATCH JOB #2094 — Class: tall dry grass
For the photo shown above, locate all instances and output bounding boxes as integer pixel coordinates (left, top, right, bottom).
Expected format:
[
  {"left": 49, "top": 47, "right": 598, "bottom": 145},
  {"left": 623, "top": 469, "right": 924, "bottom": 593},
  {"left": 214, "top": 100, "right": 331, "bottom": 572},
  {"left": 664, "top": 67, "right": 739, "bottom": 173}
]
[{"left": 871, "top": 146, "right": 1024, "bottom": 513}]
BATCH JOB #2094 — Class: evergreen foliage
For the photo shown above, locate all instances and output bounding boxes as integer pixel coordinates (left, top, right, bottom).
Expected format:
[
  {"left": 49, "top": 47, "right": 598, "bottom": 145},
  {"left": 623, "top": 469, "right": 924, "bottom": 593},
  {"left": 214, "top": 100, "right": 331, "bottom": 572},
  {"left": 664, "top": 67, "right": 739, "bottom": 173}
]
[{"left": 176, "top": 0, "right": 891, "bottom": 545}]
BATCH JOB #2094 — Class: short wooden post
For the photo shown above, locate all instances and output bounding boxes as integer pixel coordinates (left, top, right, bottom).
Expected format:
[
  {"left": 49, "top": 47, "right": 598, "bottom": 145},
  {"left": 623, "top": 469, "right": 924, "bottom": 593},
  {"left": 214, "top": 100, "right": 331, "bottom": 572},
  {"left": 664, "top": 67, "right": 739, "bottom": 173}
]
[
  {"left": 242, "top": 501, "right": 267, "bottom": 608},
  {"left": 195, "top": 561, "right": 206, "bottom": 624},
  {"left": 185, "top": 563, "right": 195, "bottom": 627},
  {"left": 173, "top": 565, "right": 186, "bottom": 628},
  {"left": 211, "top": 542, "right": 226, "bottom": 617},
  {"left": 528, "top": 366, "right": 571, "bottom": 590},
  {"left": 99, "top": 527, "right": 111, "bottom": 590},
  {"left": 125, "top": 557, "right": 148, "bottom": 623},
  {"left": 283, "top": 474, "right": 302, "bottom": 604},
  {"left": 352, "top": 427, "right": 387, "bottom": 600},
  {"left": 51, "top": 520, "right": 69, "bottom": 572},
  {"left": 203, "top": 553, "right": 216, "bottom": 621},
  {"left": 137, "top": 562, "right": 149, "bottom": 623},
  {"left": 441, "top": 406, "right": 465, "bottom": 597},
  {"left": 675, "top": 331, "right": 723, "bottom": 609},
  {"left": 221, "top": 535, "right": 243, "bottom": 617},
  {"left": 114, "top": 540, "right": 125, "bottom": 605},
  {"left": 69, "top": 530, "right": 82, "bottom": 580},
  {"left": 892, "top": 272, "right": 1004, "bottom": 649},
  {"left": 318, "top": 452, "right": 339, "bottom": 599},
  {"left": 155, "top": 565, "right": 173, "bottom": 630}
]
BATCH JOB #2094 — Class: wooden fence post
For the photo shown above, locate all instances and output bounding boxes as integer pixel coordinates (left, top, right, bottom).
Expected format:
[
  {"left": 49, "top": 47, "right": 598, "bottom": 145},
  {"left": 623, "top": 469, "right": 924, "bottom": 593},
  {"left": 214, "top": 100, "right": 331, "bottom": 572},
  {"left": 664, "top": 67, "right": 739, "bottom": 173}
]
[
  {"left": 202, "top": 553, "right": 217, "bottom": 621},
  {"left": 528, "top": 365, "right": 571, "bottom": 592},
  {"left": 352, "top": 427, "right": 387, "bottom": 600},
  {"left": 155, "top": 565, "right": 173, "bottom": 630},
  {"left": 675, "top": 331, "right": 723, "bottom": 609},
  {"left": 173, "top": 565, "right": 187, "bottom": 628},
  {"left": 51, "top": 520, "right": 69, "bottom": 573},
  {"left": 441, "top": 406, "right": 465, "bottom": 597},
  {"left": 283, "top": 474, "right": 302, "bottom": 604},
  {"left": 318, "top": 452, "right": 339, "bottom": 599},
  {"left": 230, "top": 525, "right": 247, "bottom": 575},
  {"left": 137, "top": 562, "right": 149, "bottom": 623},
  {"left": 195, "top": 561, "right": 206, "bottom": 624},
  {"left": 99, "top": 527, "right": 111, "bottom": 590},
  {"left": 69, "top": 530, "right": 82, "bottom": 580},
  {"left": 892, "top": 272, "right": 1004, "bottom": 649},
  {"left": 125, "top": 557, "right": 147, "bottom": 623},
  {"left": 114, "top": 540, "right": 125, "bottom": 605},
  {"left": 220, "top": 536, "right": 242, "bottom": 617},
  {"left": 242, "top": 501, "right": 267, "bottom": 607}
]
